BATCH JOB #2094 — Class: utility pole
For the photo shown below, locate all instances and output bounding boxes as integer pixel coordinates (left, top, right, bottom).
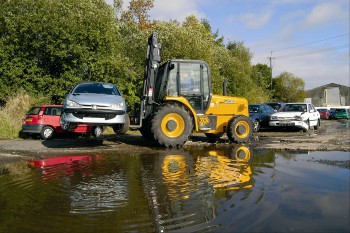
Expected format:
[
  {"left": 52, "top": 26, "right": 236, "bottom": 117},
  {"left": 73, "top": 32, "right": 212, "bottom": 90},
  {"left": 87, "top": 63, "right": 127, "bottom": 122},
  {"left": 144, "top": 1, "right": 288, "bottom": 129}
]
[{"left": 268, "top": 51, "right": 275, "bottom": 90}]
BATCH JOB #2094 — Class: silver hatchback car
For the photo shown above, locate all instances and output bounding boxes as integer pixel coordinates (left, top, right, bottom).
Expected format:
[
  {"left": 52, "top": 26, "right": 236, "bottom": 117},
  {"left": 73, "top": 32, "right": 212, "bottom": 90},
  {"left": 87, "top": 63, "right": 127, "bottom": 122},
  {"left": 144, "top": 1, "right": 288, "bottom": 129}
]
[{"left": 60, "top": 82, "right": 126, "bottom": 132}]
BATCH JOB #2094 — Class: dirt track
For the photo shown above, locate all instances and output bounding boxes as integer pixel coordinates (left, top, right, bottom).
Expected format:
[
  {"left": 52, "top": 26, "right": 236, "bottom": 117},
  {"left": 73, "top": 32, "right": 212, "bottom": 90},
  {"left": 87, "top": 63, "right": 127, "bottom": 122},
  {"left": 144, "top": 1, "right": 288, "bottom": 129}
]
[{"left": 0, "top": 120, "right": 349, "bottom": 164}]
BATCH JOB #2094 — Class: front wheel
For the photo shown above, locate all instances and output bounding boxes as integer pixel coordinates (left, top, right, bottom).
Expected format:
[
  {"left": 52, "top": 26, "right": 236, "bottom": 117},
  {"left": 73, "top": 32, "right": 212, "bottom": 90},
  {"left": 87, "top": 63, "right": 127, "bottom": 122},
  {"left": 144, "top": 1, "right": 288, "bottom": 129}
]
[
  {"left": 253, "top": 120, "right": 260, "bottom": 132},
  {"left": 227, "top": 115, "right": 253, "bottom": 143},
  {"left": 314, "top": 119, "right": 320, "bottom": 130},
  {"left": 113, "top": 114, "right": 130, "bottom": 135},
  {"left": 151, "top": 104, "right": 193, "bottom": 148},
  {"left": 40, "top": 126, "right": 54, "bottom": 140}
]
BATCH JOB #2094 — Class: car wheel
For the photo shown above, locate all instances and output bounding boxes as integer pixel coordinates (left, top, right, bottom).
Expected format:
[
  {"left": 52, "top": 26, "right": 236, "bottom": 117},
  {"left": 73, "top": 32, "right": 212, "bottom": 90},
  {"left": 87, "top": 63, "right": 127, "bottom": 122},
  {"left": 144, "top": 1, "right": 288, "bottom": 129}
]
[
  {"left": 40, "top": 126, "right": 54, "bottom": 140},
  {"left": 303, "top": 120, "right": 310, "bottom": 132},
  {"left": 253, "top": 120, "right": 260, "bottom": 132},
  {"left": 60, "top": 113, "right": 70, "bottom": 131},
  {"left": 314, "top": 119, "right": 320, "bottom": 130},
  {"left": 113, "top": 114, "right": 130, "bottom": 135},
  {"left": 93, "top": 126, "right": 103, "bottom": 138}
]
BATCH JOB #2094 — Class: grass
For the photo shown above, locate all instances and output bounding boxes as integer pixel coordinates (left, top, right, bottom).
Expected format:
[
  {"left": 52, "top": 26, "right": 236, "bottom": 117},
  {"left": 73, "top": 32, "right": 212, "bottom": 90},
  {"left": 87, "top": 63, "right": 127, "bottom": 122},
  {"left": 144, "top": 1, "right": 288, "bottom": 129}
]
[{"left": 0, "top": 91, "right": 48, "bottom": 139}]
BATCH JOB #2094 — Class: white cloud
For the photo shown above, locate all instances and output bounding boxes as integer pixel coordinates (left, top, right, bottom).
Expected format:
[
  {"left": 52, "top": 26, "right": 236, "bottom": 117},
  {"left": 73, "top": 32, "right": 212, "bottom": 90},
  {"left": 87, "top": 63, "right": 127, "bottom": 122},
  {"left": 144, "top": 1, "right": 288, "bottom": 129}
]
[
  {"left": 239, "top": 10, "right": 273, "bottom": 29},
  {"left": 252, "top": 45, "right": 350, "bottom": 89},
  {"left": 304, "top": 2, "right": 348, "bottom": 28},
  {"left": 149, "top": 0, "right": 205, "bottom": 22}
]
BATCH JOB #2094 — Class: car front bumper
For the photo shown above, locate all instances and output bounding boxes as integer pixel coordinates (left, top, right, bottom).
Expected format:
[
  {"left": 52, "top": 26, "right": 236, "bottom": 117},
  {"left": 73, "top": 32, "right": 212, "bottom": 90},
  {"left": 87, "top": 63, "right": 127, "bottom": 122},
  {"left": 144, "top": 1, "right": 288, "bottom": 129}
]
[
  {"left": 61, "top": 109, "right": 126, "bottom": 125},
  {"left": 269, "top": 120, "right": 308, "bottom": 130}
]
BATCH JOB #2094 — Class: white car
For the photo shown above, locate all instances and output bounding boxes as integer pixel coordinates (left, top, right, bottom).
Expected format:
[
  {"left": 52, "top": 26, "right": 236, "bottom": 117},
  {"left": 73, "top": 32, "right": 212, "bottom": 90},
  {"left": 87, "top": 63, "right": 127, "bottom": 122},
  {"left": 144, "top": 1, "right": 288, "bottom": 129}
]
[
  {"left": 269, "top": 103, "right": 321, "bottom": 132},
  {"left": 60, "top": 82, "right": 128, "bottom": 134}
]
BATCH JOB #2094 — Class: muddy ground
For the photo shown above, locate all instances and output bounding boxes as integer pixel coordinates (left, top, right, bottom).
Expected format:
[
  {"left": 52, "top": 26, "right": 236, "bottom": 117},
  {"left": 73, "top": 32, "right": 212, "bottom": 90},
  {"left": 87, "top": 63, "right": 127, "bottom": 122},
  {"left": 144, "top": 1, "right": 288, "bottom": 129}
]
[{"left": 0, "top": 119, "right": 349, "bottom": 165}]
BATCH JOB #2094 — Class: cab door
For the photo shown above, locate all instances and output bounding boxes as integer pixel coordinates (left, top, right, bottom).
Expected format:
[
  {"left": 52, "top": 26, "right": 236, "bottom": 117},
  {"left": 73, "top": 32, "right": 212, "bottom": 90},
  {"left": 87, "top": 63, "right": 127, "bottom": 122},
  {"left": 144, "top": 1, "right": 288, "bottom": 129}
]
[{"left": 176, "top": 61, "right": 210, "bottom": 114}]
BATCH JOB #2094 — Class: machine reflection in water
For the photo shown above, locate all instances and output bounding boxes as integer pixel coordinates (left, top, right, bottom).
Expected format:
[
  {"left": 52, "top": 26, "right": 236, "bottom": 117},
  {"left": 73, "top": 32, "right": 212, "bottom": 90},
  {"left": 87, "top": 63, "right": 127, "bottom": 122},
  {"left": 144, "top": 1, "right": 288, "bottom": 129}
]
[
  {"left": 2, "top": 147, "right": 344, "bottom": 233},
  {"left": 156, "top": 145, "right": 255, "bottom": 232}
]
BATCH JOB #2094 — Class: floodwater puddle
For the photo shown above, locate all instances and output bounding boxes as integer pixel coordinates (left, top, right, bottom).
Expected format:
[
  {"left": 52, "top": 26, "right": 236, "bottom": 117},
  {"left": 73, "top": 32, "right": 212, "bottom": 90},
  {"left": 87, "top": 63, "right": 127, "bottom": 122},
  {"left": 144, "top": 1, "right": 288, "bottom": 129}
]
[{"left": 0, "top": 146, "right": 349, "bottom": 233}]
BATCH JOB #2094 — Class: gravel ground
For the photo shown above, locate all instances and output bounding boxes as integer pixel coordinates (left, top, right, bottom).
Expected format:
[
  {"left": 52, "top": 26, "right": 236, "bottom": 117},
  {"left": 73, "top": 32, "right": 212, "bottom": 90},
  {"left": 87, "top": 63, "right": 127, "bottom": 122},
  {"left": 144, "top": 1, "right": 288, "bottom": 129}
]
[{"left": 0, "top": 119, "right": 349, "bottom": 166}]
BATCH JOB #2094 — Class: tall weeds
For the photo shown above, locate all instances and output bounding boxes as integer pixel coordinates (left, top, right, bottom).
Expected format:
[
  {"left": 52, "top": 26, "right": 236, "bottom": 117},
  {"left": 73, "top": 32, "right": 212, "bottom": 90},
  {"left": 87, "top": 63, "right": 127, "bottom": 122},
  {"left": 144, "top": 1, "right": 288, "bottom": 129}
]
[{"left": 0, "top": 90, "right": 48, "bottom": 139}]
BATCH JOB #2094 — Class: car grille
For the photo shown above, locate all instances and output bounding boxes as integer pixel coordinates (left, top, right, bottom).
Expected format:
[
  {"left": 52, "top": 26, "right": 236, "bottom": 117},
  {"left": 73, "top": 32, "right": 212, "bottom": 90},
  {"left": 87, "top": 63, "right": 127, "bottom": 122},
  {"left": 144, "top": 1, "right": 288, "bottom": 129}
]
[
  {"left": 276, "top": 116, "right": 295, "bottom": 121},
  {"left": 81, "top": 104, "right": 112, "bottom": 110},
  {"left": 73, "top": 113, "right": 117, "bottom": 120}
]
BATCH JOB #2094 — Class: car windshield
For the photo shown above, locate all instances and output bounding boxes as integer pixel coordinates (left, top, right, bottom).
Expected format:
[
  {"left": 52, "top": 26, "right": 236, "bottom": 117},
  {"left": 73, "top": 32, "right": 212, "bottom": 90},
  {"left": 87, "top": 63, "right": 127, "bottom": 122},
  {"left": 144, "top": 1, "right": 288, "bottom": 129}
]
[
  {"left": 281, "top": 104, "right": 307, "bottom": 112},
  {"left": 73, "top": 83, "right": 121, "bottom": 95},
  {"left": 266, "top": 103, "right": 281, "bottom": 110},
  {"left": 318, "top": 109, "right": 327, "bottom": 112}
]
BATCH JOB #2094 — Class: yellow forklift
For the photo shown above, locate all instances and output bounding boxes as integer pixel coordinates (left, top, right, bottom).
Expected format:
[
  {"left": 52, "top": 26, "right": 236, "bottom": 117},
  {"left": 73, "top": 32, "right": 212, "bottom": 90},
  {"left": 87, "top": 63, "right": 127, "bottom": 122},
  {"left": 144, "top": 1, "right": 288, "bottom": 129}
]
[{"left": 129, "top": 32, "right": 253, "bottom": 147}]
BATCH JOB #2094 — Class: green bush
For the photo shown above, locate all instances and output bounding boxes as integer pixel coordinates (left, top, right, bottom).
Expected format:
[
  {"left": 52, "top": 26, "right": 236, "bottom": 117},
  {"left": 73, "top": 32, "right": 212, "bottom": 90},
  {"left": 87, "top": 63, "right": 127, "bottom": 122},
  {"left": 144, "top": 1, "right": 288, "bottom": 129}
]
[{"left": 0, "top": 90, "right": 48, "bottom": 139}]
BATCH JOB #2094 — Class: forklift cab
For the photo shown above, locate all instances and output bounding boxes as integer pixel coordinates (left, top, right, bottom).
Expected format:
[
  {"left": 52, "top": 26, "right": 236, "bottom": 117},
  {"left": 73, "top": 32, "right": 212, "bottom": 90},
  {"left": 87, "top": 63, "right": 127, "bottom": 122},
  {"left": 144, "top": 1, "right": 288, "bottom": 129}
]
[{"left": 155, "top": 59, "right": 211, "bottom": 114}]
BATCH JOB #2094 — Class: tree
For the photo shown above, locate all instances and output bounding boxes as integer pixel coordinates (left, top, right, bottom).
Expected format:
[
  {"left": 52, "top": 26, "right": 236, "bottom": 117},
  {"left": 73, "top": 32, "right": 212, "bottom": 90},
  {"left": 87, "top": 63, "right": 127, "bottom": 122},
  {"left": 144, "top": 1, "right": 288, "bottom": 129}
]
[
  {"left": 272, "top": 72, "right": 307, "bottom": 102},
  {"left": 252, "top": 64, "right": 271, "bottom": 91},
  {"left": 0, "top": 0, "right": 138, "bottom": 106},
  {"left": 121, "top": 0, "right": 154, "bottom": 30}
]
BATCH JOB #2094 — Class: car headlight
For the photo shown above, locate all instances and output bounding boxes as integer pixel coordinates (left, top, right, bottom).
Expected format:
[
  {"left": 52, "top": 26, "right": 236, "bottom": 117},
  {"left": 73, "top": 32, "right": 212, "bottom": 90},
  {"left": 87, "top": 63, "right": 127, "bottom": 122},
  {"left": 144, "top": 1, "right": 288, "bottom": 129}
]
[
  {"left": 270, "top": 116, "right": 277, "bottom": 120},
  {"left": 111, "top": 102, "right": 124, "bottom": 110},
  {"left": 295, "top": 115, "right": 303, "bottom": 121},
  {"left": 66, "top": 99, "right": 81, "bottom": 107}
]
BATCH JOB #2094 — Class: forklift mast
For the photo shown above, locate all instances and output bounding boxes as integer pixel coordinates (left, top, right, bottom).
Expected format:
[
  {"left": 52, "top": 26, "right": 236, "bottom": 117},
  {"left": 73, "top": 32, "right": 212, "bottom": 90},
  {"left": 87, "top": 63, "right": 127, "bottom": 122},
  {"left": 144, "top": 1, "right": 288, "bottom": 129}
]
[{"left": 141, "top": 32, "right": 162, "bottom": 119}]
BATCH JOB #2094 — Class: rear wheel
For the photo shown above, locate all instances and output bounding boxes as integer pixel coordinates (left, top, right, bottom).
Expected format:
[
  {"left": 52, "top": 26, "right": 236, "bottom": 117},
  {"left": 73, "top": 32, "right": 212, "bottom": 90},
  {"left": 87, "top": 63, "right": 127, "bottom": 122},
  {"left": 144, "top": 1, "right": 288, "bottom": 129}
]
[
  {"left": 253, "top": 120, "right": 260, "bottom": 132},
  {"left": 93, "top": 126, "right": 103, "bottom": 138},
  {"left": 227, "top": 115, "right": 253, "bottom": 143},
  {"left": 151, "top": 104, "right": 193, "bottom": 148},
  {"left": 40, "top": 126, "right": 54, "bottom": 140}
]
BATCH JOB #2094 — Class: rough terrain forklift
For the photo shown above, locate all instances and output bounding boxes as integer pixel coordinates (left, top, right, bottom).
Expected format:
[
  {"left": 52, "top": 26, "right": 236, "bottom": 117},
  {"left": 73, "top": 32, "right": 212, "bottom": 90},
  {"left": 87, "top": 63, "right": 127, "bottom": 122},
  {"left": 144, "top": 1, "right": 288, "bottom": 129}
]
[{"left": 129, "top": 32, "right": 253, "bottom": 147}]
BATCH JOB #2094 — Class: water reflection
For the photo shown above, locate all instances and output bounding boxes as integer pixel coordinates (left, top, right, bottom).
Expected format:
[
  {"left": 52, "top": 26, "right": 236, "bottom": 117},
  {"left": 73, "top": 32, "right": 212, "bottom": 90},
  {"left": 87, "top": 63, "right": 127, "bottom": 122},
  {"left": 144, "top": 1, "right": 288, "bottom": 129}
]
[{"left": 0, "top": 147, "right": 348, "bottom": 233}]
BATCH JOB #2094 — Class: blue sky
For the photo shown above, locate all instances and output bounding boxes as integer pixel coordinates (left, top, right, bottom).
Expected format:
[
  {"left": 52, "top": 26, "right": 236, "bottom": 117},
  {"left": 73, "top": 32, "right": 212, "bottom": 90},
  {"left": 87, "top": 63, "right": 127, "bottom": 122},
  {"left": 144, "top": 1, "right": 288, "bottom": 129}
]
[{"left": 107, "top": 0, "right": 349, "bottom": 90}]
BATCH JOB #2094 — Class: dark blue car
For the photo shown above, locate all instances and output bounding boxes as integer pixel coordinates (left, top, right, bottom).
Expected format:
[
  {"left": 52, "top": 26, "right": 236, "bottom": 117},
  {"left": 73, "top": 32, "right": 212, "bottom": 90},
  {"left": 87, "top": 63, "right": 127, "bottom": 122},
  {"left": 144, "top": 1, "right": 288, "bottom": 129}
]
[{"left": 249, "top": 104, "right": 276, "bottom": 132}]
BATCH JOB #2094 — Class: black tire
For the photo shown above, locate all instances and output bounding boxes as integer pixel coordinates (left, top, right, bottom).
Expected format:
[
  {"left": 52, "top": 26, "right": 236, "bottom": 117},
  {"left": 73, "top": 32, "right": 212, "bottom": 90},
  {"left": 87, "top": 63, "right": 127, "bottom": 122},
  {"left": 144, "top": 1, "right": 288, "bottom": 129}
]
[
  {"left": 60, "top": 113, "right": 70, "bottom": 131},
  {"left": 314, "top": 119, "right": 320, "bottom": 130},
  {"left": 303, "top": 120, "right": 310, "bottom": 132},
  {"left": 253, "top": 120, "right": 260, "bottom": 132},
  {"left": 205, "top": 133, "right": 224, "bottom": 142},
  {"left": 40, "top": 126, "right": 54, "bottom": 140},
  {"left": 226, "top": 115, "right": 253, "bottom": 143},
  {"left": 139, "top": 116, "right": 155, "bottom": 141},
  {"left": 93, "top": 126, "right": 103, "bottom": 138},
  {"left": 113, "top": 114, "right": 130, "bottom": 135},
  {"left": 151, "top": 104, "right": 193, "bottom": 148}
]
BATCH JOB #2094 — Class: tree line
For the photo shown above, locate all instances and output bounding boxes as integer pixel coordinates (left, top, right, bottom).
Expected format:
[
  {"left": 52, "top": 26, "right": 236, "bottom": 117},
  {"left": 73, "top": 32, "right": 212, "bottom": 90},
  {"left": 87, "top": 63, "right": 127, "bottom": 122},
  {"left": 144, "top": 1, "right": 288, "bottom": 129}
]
[{"left": 0, "top": 0, "right": 306, "bottom": 108}]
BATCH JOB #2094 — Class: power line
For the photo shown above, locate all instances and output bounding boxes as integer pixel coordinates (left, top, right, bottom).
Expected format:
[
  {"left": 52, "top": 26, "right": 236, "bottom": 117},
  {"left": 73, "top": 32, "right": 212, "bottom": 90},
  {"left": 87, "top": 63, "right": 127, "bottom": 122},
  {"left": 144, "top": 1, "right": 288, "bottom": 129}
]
[
  {"left": 272, "top": 34, "right": 349, "bottom": 53},
  {"left": 275, "top": 44, "right": 349, "bottom": 59}
]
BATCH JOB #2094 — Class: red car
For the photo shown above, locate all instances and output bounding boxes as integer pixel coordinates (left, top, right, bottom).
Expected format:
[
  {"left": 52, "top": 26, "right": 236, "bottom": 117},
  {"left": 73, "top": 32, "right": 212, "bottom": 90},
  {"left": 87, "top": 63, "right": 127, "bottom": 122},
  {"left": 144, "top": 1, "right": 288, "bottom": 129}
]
[
  {"left": 22, "top": 105, "right": 101, "bottom": 139},
  {"left": 317, "top": 108, "right": 330, "bottom": 120}
]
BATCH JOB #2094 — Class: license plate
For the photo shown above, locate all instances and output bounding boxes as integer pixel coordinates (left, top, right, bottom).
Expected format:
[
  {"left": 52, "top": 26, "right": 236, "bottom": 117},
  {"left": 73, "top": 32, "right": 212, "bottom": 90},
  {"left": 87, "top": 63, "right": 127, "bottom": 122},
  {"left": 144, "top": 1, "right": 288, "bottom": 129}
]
[
  {"left": 83, "top": 117, "right": 105, "bottom": 122},
  {"left": 26, "top": 118, "right": 32, "bottom": 122}
]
